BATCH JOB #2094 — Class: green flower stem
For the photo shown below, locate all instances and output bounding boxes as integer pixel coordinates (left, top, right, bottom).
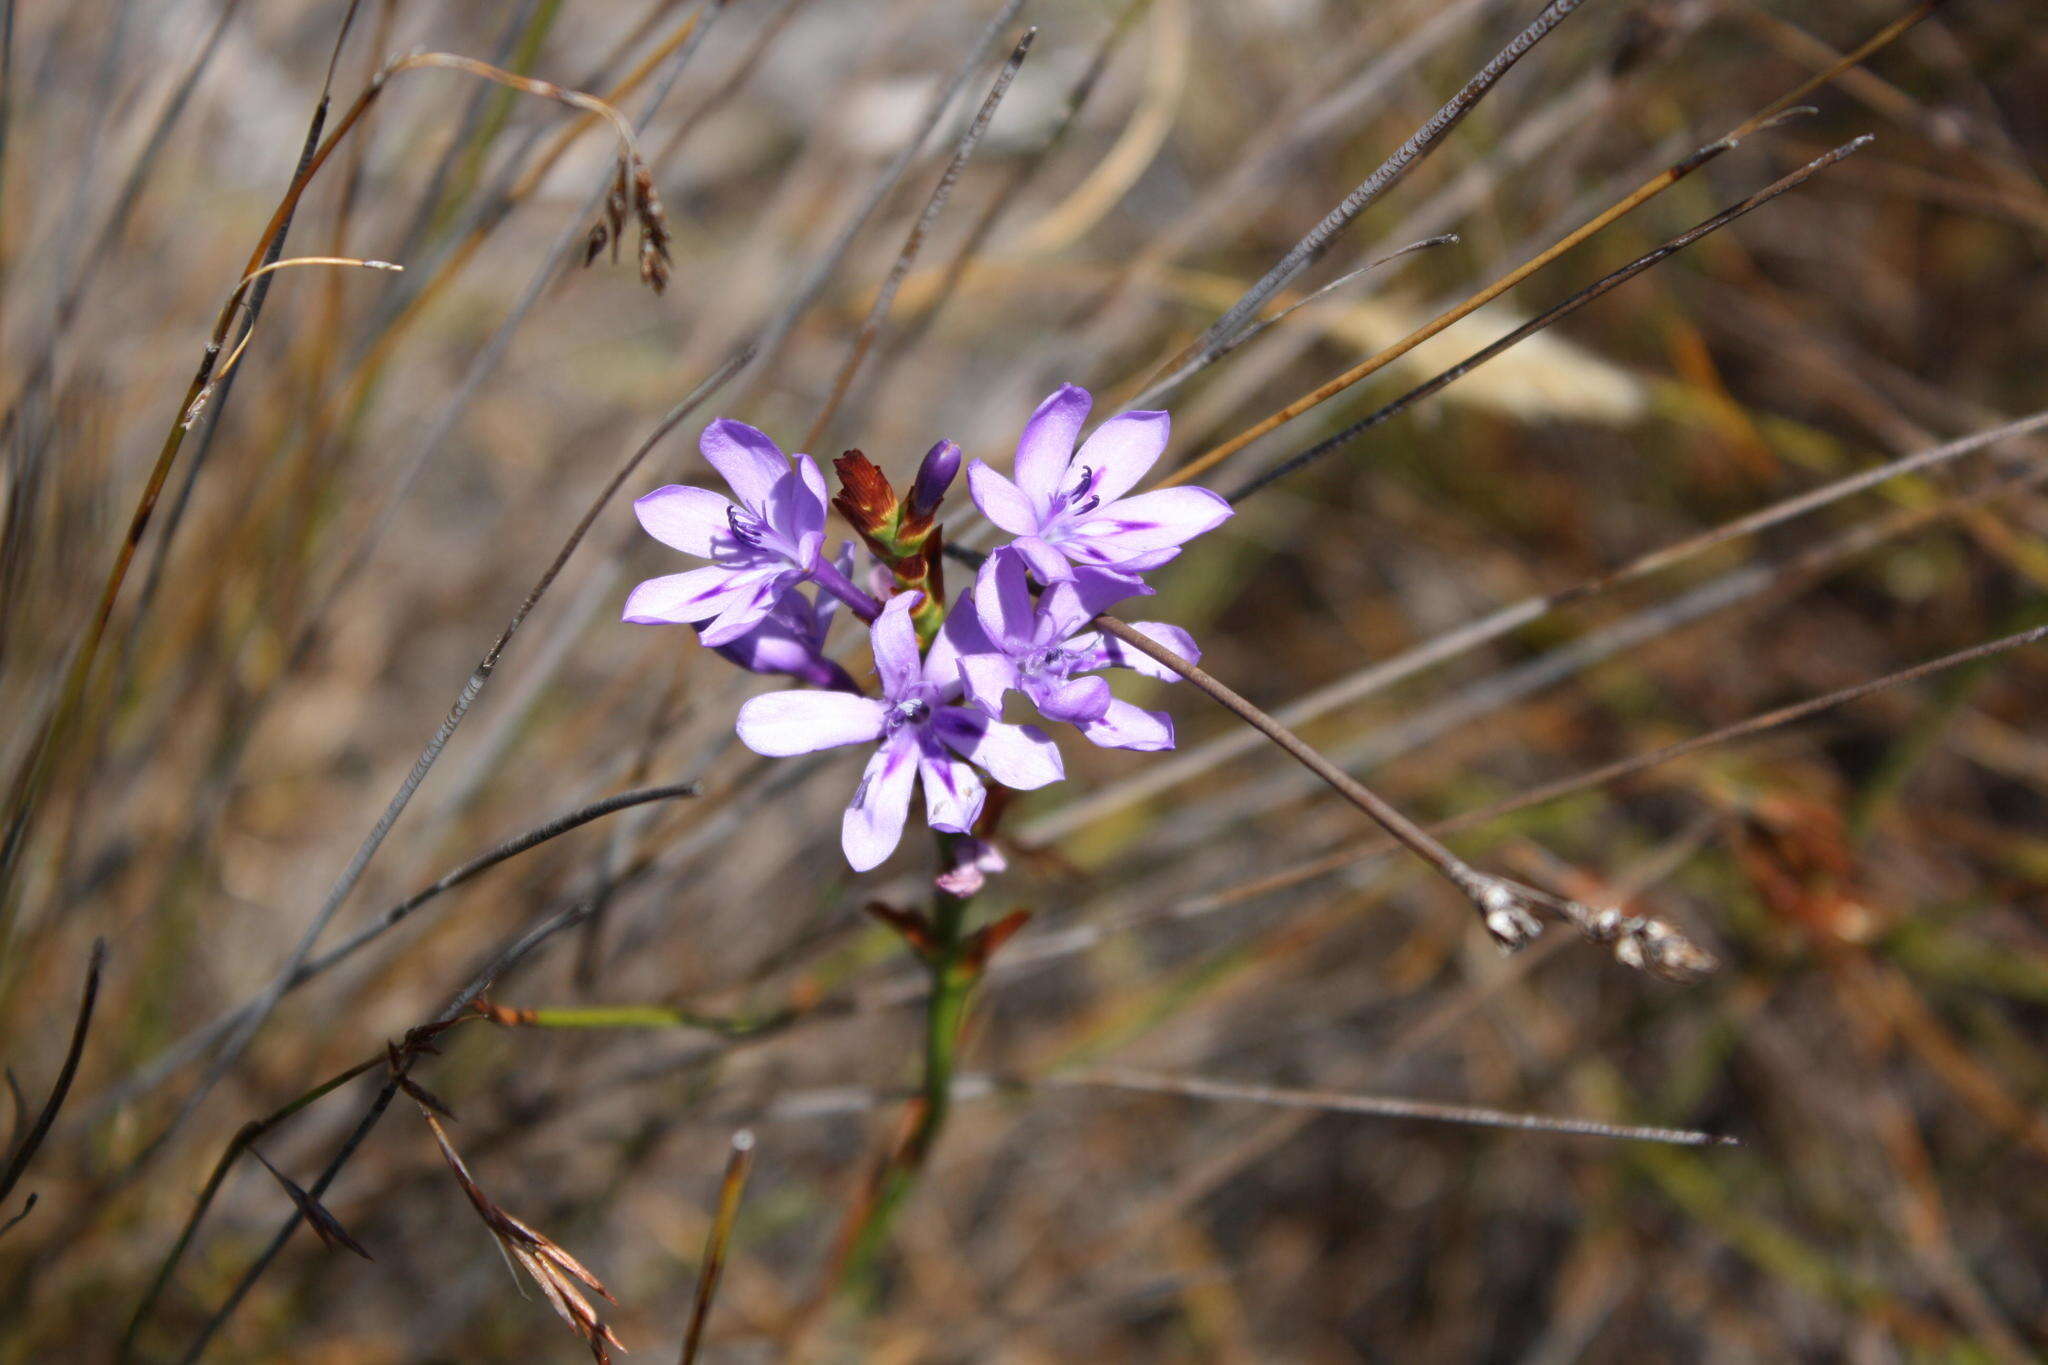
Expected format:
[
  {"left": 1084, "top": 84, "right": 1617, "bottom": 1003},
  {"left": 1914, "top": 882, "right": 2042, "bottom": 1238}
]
[{"left": 844, "top": 836, "right": 978, "bottom": 1279}]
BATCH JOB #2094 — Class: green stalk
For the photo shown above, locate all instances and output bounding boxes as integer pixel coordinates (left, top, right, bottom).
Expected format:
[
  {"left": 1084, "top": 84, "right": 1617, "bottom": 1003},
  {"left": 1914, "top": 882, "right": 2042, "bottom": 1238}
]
[{"left": 843, "top": 837, "right": 977, "bottom": 1280}]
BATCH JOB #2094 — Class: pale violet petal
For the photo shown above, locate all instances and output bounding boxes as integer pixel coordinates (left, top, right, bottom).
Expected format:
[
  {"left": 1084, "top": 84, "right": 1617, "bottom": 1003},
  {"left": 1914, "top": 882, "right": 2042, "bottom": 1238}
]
[
  {"left": 735, "top": 690, "right": 884, "bottom": 756},
  {"left": 974, "top": 547, "right": 1037, "bottom": 651},
  {"left": 934, "top": 709, "right": 1064, "bottom": 790},
  {"left": 696, "top": 571, "right": 788, "bottom": 646},
  {"left": 919, "top": 746, "right": 987, "bottom": 834},
  {"left": 1011, "top": 535, "right": 1074, "bottom": 584},
  {"left": 700, "top": 419, "right": 789, "bottom": 511},
  {"left": 923, "top": 598, "right": 982, "bottom": 698},
  {"left": 632, "top": 485, "right": 734, "bottom": 558},
  {"left": 956, "top": 652, "right": 1017, "bottom": 716},
  {"left": 1102, "top": 621, "right": 1199, "bottom": 680},
  {"left": 762, "top": 466, "right": 824, "bottom": 548},
  {"left": 1013, "top": 383, "right": 1091, "bottom": 508},
  {"left": 1028, "top": 673, "right": 1112, "bottom": 724},
  {"left": 622, "top": 566, "right": 750, "bottom": 625},
  {"left": 1039, "top": 567, "right": 1142, "bottom": 641},
  {"left": 1069, "top": 487, "right": 1233, "bottom": 556},
  {"left": 1072, "top": 408, "right": 1169, "bottom": 505},
  {"left": 843, "top": 733, "right": 919, "bottom": 871},
  {"left": 966, "top": 461, "right": 1042, "bottom": 537},
  {"left": 1079, "top": 698, "right": 1175, "bottom": 751},
  {"left": 870, "top": 592, "right": 924, "bottom": 700},
  {"left": 793, "top": 452, "right": 830, "bottom": 538}
]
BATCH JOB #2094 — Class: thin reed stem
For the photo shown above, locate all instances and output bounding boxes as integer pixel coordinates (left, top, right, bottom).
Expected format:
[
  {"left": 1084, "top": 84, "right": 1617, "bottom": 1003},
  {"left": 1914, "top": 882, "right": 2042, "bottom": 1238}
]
[
  {"left": 1223, "top": 137, "right": 1872, "bottom": 501},
  {"left": 1155, "top": 0, "right": 1940, "bottom": 489},
  {"left": 679, "top": 1131, "right": 755, "bottom": 1365}
]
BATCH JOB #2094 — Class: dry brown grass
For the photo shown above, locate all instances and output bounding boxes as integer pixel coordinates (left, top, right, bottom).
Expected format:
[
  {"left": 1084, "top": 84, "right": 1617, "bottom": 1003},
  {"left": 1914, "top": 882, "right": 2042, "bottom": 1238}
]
[{"left": 2, "top": 1, "right": 2045, "bottom": 1359}]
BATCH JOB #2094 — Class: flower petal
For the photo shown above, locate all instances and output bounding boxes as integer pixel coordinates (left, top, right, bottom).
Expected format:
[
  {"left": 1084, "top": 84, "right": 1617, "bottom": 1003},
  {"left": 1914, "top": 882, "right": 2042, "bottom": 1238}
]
[
  {"left": 759, "top": 454, "right": 827, "bottom": 545},
  {"left": 870, "top": 591, "right": 924, "bottom": 700},
  {"left": 1072, "top": 408, "right": 1169, "bottom": 505},
  {"left": 700, "top": 419, "right": 790, "bottom": 511},
  {"left": 697, "top": 571, "right": 788, "bottom": 646},
  {"left": 735, "top": 690, "right": 884, "bottom": 756},
  {"left": 1039, "top": 567, "right": 1145, "bottom": 640},
  {"left": 1027, "top": 673, "right": 1112, "bottom": 724},
  {"left": 1013, "top": 383, "right": 1091, "bottom": 507},
  {"left": 934, "top": 709, "right": 1064, "bottom": 790},
  {"left": 632, "top": 485, "right": 734, "bottom": 557},
  {"left": 974, "top": 547, "right": 1037, "bottom": 651},
  {"left": 1070, "top": 487, "right": 1233, "bottom": 556},
  {"left": 1011, "top": 535, "right": 1074, "bottom": 584},
  {"left": 1079, "top": 698, "right": 1175, "bottom": 751},
  {"left": 843, "top": 733, "right": 919, "bottom": 871},
  {"left": 919, "top": 744, "right": 986, "bottom": 834},
  {"left": 761, "top": 466, "right": 823, "bottom": 548},
  {"left": 622, "top": 566, "right": 751, "bottom": 624},
  {"left": 966, "top": 461, "right": 1041, "bottom": 537},
  {"left": 1101, "top": 620, "right": 1200, "bottom": 680},
  {"left": 956, "top": 651, "right": 1017, "bottom": 716}
]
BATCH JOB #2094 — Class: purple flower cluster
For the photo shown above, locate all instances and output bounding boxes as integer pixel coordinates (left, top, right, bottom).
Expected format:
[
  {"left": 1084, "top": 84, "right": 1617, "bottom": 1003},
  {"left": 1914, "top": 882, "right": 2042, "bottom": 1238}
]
[{"left": 624, "top": 384, "right": 1231, "bottom": 872}]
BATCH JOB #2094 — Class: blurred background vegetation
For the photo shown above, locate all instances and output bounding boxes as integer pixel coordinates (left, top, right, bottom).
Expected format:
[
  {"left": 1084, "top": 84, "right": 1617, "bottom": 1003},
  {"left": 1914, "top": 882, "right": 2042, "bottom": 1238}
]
[{"left": 1, "top": 0, "right": 2045, "bottom": 1358}]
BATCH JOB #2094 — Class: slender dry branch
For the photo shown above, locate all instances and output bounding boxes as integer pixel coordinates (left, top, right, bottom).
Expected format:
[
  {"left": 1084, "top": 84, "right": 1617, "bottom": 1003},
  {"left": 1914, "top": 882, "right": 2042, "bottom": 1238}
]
[
  {"left": 1092, "top": 617, "right": 1715, "bottom": 980},
  {"left": 1144, "top": 0, "right": 1591, "bottom": 395},
  {"left": 0, "top": 938, "right": 104, "bottom": 1227},
  {"left": 1130, "top": 233, "right": 1460, "bottom": 409},
  {"left": 1222, "top": 136, "right": 1871, "bottom": 501},
  {"left": 803, "top": 27, "right": 1035, "bottom": 450},
  {"left": 103, "top": 779, "right": 700, "bottom": 1113},
  {"left": 679, "top": 1131, "right": 756, "bottom": 1365},
  {"left": 1181, "top": 617, "right": 2048, "bottom": 923},
  {"left": 745, "top": 0, "right": 1028, "bottom": 386},
  {"left": 1056, "top": 1067, "right": 1735, "bottom": 1146},
  {"left": 1156, "top": 0, "right": 1940, "bottom": 489},
  {"left": 172, "top": 901, "right": 596, "bottom": 1362}
]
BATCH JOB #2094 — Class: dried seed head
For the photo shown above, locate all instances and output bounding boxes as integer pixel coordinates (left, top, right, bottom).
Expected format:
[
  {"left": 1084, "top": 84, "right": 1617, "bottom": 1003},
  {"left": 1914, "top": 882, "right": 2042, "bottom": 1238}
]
[
  {"left": 605, "top": 159, "right": 629, "bottom": 264},
  {"left": 416, "top": 1104, "right": 624, "bottom": 1362},
  {"left": 1463, "top": 875, "right": 1542, "bottom": 951},
  {"left": 250, "top": 1147, "right": 373, "bottom": 1260},
  {"left": 639, "top": 233, "right": 671, "bottom": 295},
  {"left": 1550, "top": 897, "right": 1719, "bottom": 984},
  {"left": 633, "top": 158, "right": 672, "bottom": 295}
]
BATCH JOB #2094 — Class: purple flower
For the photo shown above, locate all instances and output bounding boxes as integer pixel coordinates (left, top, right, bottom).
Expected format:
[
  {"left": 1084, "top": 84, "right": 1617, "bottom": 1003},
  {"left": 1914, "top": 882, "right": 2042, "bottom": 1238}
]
[
  {"left": 947, "top": 547, "right": 1196, "bottom": 752},
  {"left": 711, "top": 549, "right": 858, "bottom": 692},
  {"left": 965, "top": 383, "right": 1232, "bottom": 585},
  {"left": 623, "top": 420, "right": 831, "bottom": 646},
  {"left": 735, "top": 593, "right": 1064, "bottom": 871}
]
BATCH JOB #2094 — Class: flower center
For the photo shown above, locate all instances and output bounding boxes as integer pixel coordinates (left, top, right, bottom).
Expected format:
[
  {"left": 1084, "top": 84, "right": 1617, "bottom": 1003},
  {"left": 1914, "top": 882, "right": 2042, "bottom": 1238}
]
[
  {"left": 1021, "top": 646, "right": 1071, "bottom": 680},
  {"left": 725, "top": 506, "right": 769, "bottom": 548},
  {"left": 1048, "top": 465, "right": 1101, "bottom": 523},
  {"left": 885, "top": 696, "right": 932, "bottom": 732}
]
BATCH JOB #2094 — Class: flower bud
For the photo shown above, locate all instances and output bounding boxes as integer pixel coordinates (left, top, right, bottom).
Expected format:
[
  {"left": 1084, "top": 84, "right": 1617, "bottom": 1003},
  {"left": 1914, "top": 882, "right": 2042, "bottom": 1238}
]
[
  {"left": 831, "top": 450, "right": 898, "bottom": 537},
  {"left": 907, "top": 440, "right": 961, "bottom": 524}
]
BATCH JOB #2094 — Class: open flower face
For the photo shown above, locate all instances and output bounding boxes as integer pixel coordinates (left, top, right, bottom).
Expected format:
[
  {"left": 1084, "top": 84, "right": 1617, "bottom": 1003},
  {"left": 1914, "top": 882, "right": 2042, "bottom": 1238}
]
[
  {"left": 947, "top": 547, "right": 1196, "bottom": 752},
  {"left": 965, "top": 383, "right": 1233, "bottom": 586},
  {"left": 622, "top": 419, "right": 831, "bottom": 646},
  {"left": 735, "top": 594, "right": 1064, "bottom": 871}
]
